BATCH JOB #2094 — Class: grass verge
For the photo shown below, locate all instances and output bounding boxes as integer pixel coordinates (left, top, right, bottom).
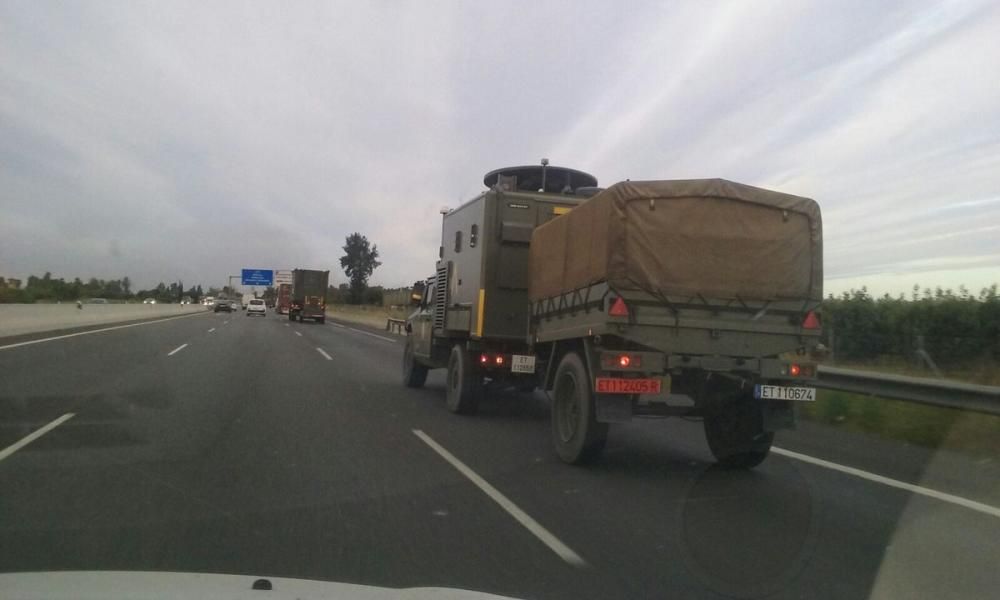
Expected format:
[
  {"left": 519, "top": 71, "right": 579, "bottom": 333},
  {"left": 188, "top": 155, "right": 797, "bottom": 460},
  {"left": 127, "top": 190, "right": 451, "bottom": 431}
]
[{"left": 800, "top": 389, "right": 1000, "bottom": 459}]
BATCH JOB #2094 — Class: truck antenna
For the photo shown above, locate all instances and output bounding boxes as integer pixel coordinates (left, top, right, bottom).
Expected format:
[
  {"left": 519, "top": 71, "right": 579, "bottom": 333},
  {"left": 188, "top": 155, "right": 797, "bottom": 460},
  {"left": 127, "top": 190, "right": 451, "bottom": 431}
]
[{"left": 540, "top": 157, "right": 549, "bottom": 192}]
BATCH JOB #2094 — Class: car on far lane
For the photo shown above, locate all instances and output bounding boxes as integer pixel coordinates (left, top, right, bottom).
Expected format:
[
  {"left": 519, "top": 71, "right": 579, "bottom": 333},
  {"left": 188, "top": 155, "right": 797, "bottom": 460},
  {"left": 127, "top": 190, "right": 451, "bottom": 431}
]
[
  {"left": 143, "top": 298, "right": 156, "bottom": 304},
  {"left": 246, "top": 299, "right": 266, "bottom": 317},
  {"left": 214, "top": 300, "right": 233, "bottom": 313}
]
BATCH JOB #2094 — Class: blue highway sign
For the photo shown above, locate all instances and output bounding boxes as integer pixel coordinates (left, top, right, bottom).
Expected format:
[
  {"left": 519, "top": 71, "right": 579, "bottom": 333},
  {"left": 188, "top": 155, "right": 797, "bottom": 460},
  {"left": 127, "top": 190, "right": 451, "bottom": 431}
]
[{"left": 241, "top": 269, "right": 274, "bottom": 286}]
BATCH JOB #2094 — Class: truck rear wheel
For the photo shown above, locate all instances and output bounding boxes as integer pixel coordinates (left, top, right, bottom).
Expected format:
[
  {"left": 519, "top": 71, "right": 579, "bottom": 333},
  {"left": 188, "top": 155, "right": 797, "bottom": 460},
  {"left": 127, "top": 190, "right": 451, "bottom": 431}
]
[
  {"left": 551, "top": 352, "right": 607, "bottom": 465},
  {"left": 446, "top": 345, "right": 481, "bottom": 415},
  {"left": 402, "top": 337, "right": 428, "bottom": 388},
  {"left": 703, "top": 396, "right": 774, "bottom": 469}
]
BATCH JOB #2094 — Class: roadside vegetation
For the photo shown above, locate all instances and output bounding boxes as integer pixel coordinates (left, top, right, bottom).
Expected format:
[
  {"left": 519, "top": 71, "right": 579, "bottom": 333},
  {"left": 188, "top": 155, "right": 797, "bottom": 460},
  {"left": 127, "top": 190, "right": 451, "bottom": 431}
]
[
  {"left": 0, "top": 272, "right": 208, "bottom": 304},
  {"left": 821, "top": 285, "right": 1000, "bottom": 385}
]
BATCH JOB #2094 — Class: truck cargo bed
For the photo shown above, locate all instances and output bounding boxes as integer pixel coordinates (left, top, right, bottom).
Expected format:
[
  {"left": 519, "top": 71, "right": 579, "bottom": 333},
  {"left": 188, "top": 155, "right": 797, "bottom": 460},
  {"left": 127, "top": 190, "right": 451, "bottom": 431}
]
[{"left": 529, "top": 178, "right": 822, "bottom": 304}]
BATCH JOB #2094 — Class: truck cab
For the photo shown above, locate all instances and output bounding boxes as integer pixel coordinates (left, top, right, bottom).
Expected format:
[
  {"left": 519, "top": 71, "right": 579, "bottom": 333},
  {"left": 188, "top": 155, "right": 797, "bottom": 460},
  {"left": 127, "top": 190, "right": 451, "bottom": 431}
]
[{"left": 403, "top": 164, "right": 598, "bottom": 411}]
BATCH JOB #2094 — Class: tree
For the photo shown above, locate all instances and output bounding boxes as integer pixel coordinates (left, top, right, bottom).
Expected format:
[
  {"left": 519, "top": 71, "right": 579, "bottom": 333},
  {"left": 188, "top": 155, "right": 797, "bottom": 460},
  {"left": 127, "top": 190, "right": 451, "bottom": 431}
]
[
  {"left": 122, "top": 276, "right": 132, "bottom": 296},
  {"left": 340, "top": 233, "right": 381, "bottom": 304}
]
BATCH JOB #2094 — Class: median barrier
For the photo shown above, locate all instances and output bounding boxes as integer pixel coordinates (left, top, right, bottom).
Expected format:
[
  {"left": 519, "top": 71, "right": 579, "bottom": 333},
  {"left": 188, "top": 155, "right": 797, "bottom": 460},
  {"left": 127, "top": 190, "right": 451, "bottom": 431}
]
[{"left": 0, "top": 304, "right": 207, "bottom": 339}]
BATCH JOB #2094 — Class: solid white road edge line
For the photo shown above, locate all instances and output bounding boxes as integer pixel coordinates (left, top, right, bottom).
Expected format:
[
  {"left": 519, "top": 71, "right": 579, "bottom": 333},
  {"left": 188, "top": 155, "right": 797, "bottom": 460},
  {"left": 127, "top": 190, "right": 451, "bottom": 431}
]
[
  {"left": 167, "top": 343, "right": 189, "bottom": 356},
  {"left": 0, "top": 413, "right": 75, "bottom": 462},
  {"left": 772, "top": 446, "right": 1000, "bottom": 519},
  {"left": 0, "top": 311, "right": 208, "bottom": 352},
  {"left": 347, "top": 327, "right": 397, "bottom": 343},
  {"left": 316, "top": 347, "right": 333, "bottom": 360},
  {"left": 328, "top": 322, "right": 346, "bottom": 328},
  {"left": 413, "top": 429, "right": 588, "bottom": 568}
]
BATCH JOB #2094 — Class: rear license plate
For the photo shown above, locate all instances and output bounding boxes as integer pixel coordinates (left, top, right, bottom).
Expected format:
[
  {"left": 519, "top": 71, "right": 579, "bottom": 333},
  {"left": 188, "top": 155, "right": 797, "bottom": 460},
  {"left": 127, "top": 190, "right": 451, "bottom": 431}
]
[
  {"left": 511, "top": 354, "right": 536, "bottom": 374},
  {"left": 595, "top": 378, "right": 662, "bottom": 394},
  {"left": 754, "top": 385, "right": 816, "bottom": 401}
]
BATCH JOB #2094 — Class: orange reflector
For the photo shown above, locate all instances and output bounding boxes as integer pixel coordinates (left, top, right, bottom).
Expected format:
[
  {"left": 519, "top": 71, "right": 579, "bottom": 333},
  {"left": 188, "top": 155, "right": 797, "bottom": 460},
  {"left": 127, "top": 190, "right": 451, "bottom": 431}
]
[
  {"left": 495, "top": 355, "right": 505, "bottom": 365},
  {"left": 790, "top": 364, "right": 801, "bottom": 377},
  {"left": 609, "top": 297, "right": 629, "bottom": 317},
  {"left": 802, "top": 311, "right": 821, "bottom": 329}
]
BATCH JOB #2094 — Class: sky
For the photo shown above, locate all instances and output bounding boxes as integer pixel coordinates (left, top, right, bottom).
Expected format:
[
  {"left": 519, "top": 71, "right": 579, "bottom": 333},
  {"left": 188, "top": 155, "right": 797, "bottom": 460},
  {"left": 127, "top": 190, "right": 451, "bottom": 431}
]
[{"left": 1, "top": 0, "right": 998, "bottom": 297}]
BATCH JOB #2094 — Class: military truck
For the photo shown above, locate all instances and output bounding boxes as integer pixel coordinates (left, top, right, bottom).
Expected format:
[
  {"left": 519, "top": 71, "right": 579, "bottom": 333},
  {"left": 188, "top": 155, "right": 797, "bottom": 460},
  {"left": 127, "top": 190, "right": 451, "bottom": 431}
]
[
  {"left": 404, "top": 164, "right": 823, "bottom": 468},
  {"left": 289, "top": 269, "right": 329, "bottom": 323}
]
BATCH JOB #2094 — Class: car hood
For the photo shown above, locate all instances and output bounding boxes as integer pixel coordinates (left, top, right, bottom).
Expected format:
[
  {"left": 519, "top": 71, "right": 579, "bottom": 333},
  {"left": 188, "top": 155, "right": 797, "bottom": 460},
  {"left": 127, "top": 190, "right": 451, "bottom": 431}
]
[{"left": 0, "top": 571, "right": 523, "bottom": 600}]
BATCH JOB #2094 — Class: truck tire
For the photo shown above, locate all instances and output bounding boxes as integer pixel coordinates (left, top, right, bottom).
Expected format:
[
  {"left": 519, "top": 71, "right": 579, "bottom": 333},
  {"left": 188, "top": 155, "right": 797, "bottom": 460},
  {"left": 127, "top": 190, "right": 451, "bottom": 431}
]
[
  {"left": 402, "top": 337, "right": 428, "bottom": 388},
  {"left": 288, "top": 312, "right": 295, "bottom": 321},
  {"left": 703, "top": 396, "right": 774, "bottom": 469},
  {"left": 551, "top": 352, "right": 608, "bottom": 465},
  {"left": 446, "top": 345, "right": 481, "bottom": 415},
  {"left": 317, "top": 317, "right": 325, "bottom": 324}
]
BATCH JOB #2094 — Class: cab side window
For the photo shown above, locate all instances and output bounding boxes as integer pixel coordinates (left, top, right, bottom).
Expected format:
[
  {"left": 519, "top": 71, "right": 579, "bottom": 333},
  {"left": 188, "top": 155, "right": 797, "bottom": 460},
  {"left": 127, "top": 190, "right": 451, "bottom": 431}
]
[{"left": 454, "top": 230, "right": 462, "bottom": 253}]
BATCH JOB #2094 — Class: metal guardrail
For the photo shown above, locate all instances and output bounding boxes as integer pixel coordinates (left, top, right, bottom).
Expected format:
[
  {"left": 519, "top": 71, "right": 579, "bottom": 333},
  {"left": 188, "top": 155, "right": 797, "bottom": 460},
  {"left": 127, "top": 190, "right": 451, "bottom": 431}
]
[
  {"left": 816, "top": 365, "right": 1000, "bottom": 417},
  {"left": 386, "top": 318, "right": 406, "bottom": 335}
]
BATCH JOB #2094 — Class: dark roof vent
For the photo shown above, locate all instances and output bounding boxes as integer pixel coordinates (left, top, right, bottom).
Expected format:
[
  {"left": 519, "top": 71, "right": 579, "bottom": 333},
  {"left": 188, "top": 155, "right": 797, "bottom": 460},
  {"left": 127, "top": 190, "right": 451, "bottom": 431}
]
[
  {"left": 575, "top": 186, "right": 605, "bottom": 198},
  {"left": 484, "top": 164, "right": 597, "bottom": 194}
]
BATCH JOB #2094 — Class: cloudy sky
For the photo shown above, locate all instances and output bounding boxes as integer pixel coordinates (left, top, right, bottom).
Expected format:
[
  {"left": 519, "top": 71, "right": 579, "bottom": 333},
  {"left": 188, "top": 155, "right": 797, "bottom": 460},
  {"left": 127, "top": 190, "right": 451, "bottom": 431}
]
[{"left": 2, "top": 0, "right": 998, "bottom": 296}]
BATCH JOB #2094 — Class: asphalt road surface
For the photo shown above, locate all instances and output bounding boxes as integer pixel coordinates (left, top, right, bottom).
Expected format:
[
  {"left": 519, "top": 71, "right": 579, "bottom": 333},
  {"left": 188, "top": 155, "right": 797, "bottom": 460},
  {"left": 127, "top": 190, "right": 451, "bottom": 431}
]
[{"left": 1, "top": 311, "right": 998, "bottom": 599}]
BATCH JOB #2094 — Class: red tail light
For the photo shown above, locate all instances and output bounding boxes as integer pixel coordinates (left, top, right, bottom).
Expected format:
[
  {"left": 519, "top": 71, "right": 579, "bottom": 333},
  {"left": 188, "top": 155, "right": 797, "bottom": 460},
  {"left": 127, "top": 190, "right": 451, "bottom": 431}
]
[
  {"left": 480, "top": 354, "right": 489, "bottom": 365},
  {"left": 609, "top": 297, "right": 629, "bottom": 317},
  {"left": 790, "top": 363, "right": 801, "bottom": 377},
  {"left": 802, "top": 311, "right": 821, "bottom": 329}
]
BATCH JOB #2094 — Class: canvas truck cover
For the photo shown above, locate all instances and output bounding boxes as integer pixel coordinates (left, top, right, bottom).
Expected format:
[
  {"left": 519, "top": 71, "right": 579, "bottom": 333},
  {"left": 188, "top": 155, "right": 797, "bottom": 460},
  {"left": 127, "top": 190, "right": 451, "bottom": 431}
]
[{"left": 528, "top": 179, "right": 823, "bottom": 303}]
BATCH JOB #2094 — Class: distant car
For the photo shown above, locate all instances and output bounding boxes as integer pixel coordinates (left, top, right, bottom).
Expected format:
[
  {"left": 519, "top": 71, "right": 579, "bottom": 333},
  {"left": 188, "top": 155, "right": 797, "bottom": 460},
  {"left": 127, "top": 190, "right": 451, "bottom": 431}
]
[
  {"left": 87, "top": 298, "right": 109, "bottom": 304},
  {"left": 143, "top": 298, "right": 156, "bottom": 304},
  {"left": 214, "top": 301, "right": 232, "bottom": 313},
  {"left": 246, "top": 299, "right": 266, "bottom": 316}
]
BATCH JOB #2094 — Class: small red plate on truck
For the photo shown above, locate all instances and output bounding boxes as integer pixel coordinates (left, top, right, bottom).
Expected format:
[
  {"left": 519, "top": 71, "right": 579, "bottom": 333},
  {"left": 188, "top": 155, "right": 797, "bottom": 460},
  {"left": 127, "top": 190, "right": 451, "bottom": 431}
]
[{"left": 595, "top": 378, "right": 662, "bottom": 394}]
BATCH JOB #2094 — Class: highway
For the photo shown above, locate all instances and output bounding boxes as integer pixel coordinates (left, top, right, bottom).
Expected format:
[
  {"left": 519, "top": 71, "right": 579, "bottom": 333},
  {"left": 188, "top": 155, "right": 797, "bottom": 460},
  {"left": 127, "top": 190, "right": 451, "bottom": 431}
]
[{"left": 1, "top": 311, "right": 998, "bottom": 599}]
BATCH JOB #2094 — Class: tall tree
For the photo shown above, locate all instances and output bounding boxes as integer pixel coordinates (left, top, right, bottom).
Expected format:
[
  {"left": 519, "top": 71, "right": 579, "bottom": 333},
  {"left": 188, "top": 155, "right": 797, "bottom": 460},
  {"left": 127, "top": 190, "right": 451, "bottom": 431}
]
[{"left": 340, "top": 233, "right": 381, "bottom": 304}]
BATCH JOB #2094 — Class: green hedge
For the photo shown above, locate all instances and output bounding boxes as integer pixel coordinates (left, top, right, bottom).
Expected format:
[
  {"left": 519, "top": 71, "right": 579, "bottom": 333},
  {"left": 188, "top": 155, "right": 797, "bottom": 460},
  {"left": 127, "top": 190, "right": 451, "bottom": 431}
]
[{"left": 822, "top": 285, "right": 1000, "bottom": 369}]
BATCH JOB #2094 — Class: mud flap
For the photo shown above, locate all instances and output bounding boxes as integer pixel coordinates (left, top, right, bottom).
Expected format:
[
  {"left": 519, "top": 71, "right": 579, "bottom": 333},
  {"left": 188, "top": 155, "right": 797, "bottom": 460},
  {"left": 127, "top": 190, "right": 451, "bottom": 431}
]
[
  {"left": 762, "top": 400, "right": 795, "bottom": 432},
  {"left": 595, "top": 394, "right": 632, "bottom": 423}
]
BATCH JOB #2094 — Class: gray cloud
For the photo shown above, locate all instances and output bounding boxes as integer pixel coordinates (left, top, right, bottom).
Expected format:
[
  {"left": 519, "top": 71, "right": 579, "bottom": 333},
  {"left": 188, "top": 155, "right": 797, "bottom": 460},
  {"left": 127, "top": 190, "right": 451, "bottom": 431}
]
[{"left": 1, "top": 0, "right": 998, "bottom": 295}]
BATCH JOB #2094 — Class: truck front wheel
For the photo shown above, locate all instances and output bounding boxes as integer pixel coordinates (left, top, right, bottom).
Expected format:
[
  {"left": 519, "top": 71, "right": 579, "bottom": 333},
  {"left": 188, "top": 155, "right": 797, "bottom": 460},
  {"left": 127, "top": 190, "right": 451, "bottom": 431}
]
[
  {"left": 703, "top": 396, "right": 774, "bottom": 469},
  {"left": 446, "top": 345, "right": 481, "bottom": 415},
  {"left": 551, "top": 352, "right": 608, "bottom": 465},
  {"left": 402, "top": 337, "right": 429, "bottom": 388}
]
